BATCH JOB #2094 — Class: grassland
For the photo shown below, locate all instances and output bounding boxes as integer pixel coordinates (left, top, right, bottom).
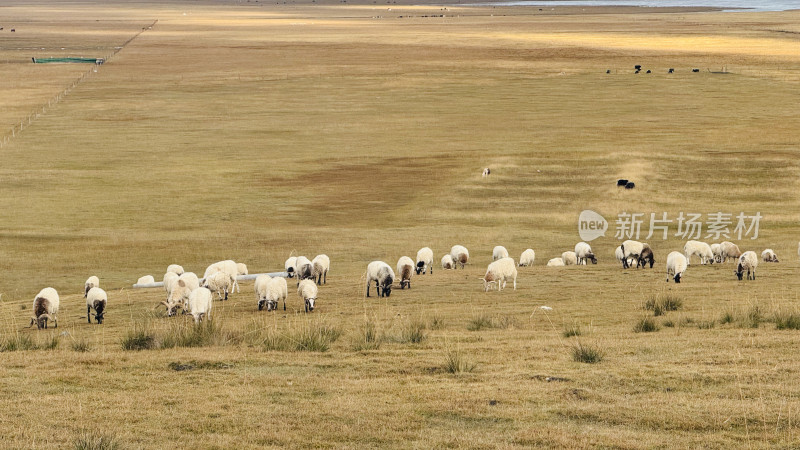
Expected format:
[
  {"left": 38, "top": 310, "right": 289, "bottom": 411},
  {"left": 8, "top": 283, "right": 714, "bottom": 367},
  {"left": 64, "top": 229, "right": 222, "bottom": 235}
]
[{"left": 1, "top": 0, "right": 800, "bottom": 447}]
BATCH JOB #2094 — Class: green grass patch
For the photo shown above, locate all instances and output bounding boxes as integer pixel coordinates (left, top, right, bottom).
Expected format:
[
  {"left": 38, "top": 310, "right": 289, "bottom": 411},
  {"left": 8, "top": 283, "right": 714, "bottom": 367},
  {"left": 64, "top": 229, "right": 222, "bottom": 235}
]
[
  {"left": 442, "top": 348, "right": 476, "bottom": 374},
  {"left": 570, "top": 341, "right": 605, "bottom": 364},
  {"left": 633, "top": 316, "right": 660, "bottom": 333}
]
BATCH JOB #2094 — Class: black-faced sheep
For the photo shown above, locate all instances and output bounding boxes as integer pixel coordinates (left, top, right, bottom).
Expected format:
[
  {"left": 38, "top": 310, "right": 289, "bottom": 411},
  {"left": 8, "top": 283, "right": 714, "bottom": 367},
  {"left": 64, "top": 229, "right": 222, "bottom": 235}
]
[
  {"left": 86, "top": 287, "right": 107, "bottom": 324},
  {"left": 735, "top": 251, "right": 758, "bottom": 280},
  {"left": 30, "top": 287, "right": 59, "bottom": 329},
  {"left": 416, "top": 247, "right": 434, "bottom": 274},
  {"left": 666, "top": 251, "right": 688, "bottom": 283},
  {"left": 366, "top": 261, "right": 394, "bottom": 297}
]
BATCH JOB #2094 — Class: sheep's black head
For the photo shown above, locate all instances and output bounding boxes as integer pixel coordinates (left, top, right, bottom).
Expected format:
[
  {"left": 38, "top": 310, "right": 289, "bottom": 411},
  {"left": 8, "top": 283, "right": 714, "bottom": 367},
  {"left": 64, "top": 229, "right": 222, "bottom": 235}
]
[
  {"left": 674, "top": 273, "right": 682, "bottom": 283},
  {"left": 735, "top": 266, "right": 744, "bottom": 280},
  {"left": 382, "top": 284, "right": 392, "bottom": 297},
  {"left": 258, "top": 299, "right": 266, "bottom": 311},
  {"left": 590, "top": 256, "right": 598, "bottom": 264},
  {"left": 305, "top": 298, "right": 315, "bottom": 312},
  {"left": 267, "top": 299, "right": 278, "bottom": 311},
  {"left": 416, "top": 261, "right": 425, "bottom": 274}
]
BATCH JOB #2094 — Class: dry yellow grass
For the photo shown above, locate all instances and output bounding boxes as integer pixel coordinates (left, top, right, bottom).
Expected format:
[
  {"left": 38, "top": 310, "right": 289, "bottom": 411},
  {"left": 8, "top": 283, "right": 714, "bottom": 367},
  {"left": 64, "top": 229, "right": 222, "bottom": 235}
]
[{"left": 1, "top": 0, "right": 800, "bottom": 447}]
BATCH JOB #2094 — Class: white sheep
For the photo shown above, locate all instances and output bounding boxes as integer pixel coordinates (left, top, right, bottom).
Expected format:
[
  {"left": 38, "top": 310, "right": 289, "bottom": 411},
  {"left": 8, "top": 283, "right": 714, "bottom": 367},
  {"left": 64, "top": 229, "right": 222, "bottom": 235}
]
[
  {"left": 166, "top": 264, "right": 184, "bottom": 276},
  {"left": 441, "top": 254, "right": 455, "bottom": 270},
  {"left": 561, "top": 251, "right": 577, "bottom": 266},
  {"left": 163, "top": 272, "right": 179, "bottom": 298},
  {"left": 614, "top": 246, "right": 634, "bottom": 267},
  {"left": 203, "top": 271, "right": 234, "bottom": 301},
  {"left": 492, "top": 246, "right": 509, "bottom": 261},
  {"left": 519, "top": 249, "right": 535, "bottom": 267},
  {"left": 30, "top": 287, "right": 59, "bottom": 329},
  {"left": 86, "top": 287, "right": 107, "bottom": 324},
  {"left": 416, "top": 247, "right": 434, "bottom": 275},
  {"left": 312, "top": 254, "right": 330, "bottom": 285},
  {"left": 297, "top": 279, "right": 318, "bottom": 312},
  {"left": 483, "top": 257, "right": 517, "bottom": 292},
  {"left": 735, "top": 251, "right": 758, "bottom": 280},
  {"left": 285, "top": 256, "right": 298, "bottom": 278},
  {"left": 450, "top": 245, "right": 469, "bottom": 269},
  {"left": 203, "top": 260, "right": 240, "bottom": 293},
  {"left": 761, "top": 249, "right": 779, "bottom": 263},
  {"left": 574, "top": 242, "right": 597, "bottom": 265},
  {"left": 161, "top": 279, "right": 191, "bottom": 316},
  {"left": 396, "top": 256, "right": 414, "bottom": 289},
  {"left": 482, "top": 167, "right": 490, "bottom": 177},
  {"left": 711, "top": 243, "right": 723, "bottom": 263},
  {"left": 366, "top": 261, "right": 395, "bottom": 298},
  {"left": 295, "top": 256, "right": 313, "bottom": 282},
  {"left": 179, "top": 272, "right": 200, "bottom": 291},
  {"left": 236, "top": 263, "right": 248, "bottom": 276},
  {"left": 683, "top": 240, "right": 715, "bottom": 265},
  {"left": 666, "top": 251, "right": 688, "bottom": 283},
  {"left": 187, "top": 287, "right": 213, "bottom": 324},
  {"left": 136, "top": 275, "right": 155, "bottom": 285},
  {"left": 621, "top": 240, "right": 655, "bottom": 268},
  {"left": 256, "top": 275, "right": 288, "bottom": 311},
  {"left": 546, "top": 258, "right": 565, "bottom": 267},
  {"left": 84, "top": 276, "right": 99, "bottom": 298},
  {"left": 720, "top": 241, "right": 742, "bottom": 263}
]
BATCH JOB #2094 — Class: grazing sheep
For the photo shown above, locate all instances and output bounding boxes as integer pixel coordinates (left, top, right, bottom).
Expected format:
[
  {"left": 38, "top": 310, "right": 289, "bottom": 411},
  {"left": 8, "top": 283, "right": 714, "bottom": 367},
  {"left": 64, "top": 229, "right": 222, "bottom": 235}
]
[
  {"left": 30, "top": 287, "right": 59, "bottom": 329},
  {"left": 202, "top": 271, "right": 234, "bottom": 301},
  {"left": 617, "top": 179, "right": 629, "bottom": 187},
  {"left": 720, "top": 241, "right": 742, "bottom": 263},
  {"left": 492, "top": 246, "right": 509, "bottom": 261},
  {"left": 561, "top": 251, "right": 577, "bottom": 266},
  {"left": 546, "top": 258, "right": 565, "bottom": 267},
  {"left": 625, "top": 182, "right": 635, "bottom": 189},
  {"left": 711, "top": 243, "right": 723, "bottom": 263},
  {"left": 621, "top": 240, "right": 653, "bottom": 268},
  {"left": 483, "top": 257, "right": 517, "bottom": 292},
  {"left": 178, "top": 272, "right": 200, "bottom": 291},
  {"left": 86, "top": 287, "right": 107, "bottom": 324},
  {"left": 312, "top": 254, "right": 330, "bottom": 285},
  {"left": 615, "top": 246, "right": 635, "bottom": 267},
  {"left": 366, "top": 261, "right": 395, "bottom": 298},
  {"left": 203, "top": 260, "right": 240, "bottom": 293},
  {"left": 136, "top": 275, "right": 155, "bottom": 285},
  {"left": 666, "top": 251, "right": 688, "bottom": 283},
  {"left": 285, "top": 256, "right": 298, "bottom": 278},
  {"left": 683, "top": 240, "right": 715, "bottom": 265},
  {"left": 735, "top": 251, "right": 758, "bottom": 280},
  {"left": 84, "top": 276, "right": 99, "bottom": 298},
  {"left": 297, "top": 279, "right": 318, "bottom": 312},
  {"left": 295, "top": 256, "right": 313, "bottom": 283},
  {"left": 255, "top": 274, "right": 271, "bottom": 310},
  {"left": 574, "top": 242, "right": 597, "bottom": 265},
  {"left": 482, "top": 168, "right": 490, "bottom": 177},
  {"left": 163, "top": 272, "right": 179, "bottom": 298},
  {"left": 257, "top": 275, "right": 288, "bottom": 311},
  {"left": 161, "top": 279, "right": 191, "bottom": 316},
  {"left": 441, "top": 254, "right": 455, "bottom": 270},
  {"left": 166, "top": 264, "right": 184, "bottom": 276},
  {"left": 761, "top": 249, "right": 779, "bottom": 263},
  {"left": 639, "top": 244, "right": 655, "bottom": 268},
  {"left": 519, "top": 249, "right": 536, "bottom": 267},
  {"left": 187, "top": 287, "right": 213, "bottom": 324},
  {"left": 416, "top": 247, "right": 434, "bottom": 274},
  {"left": 236, "top": 263, "right": 248, "bottom": 276},
  {"left": 396, "top": 256, "right": 414, "bottom": 289},
  {"left": 450, "top": 245, "right": 469, "bottom": 269}
]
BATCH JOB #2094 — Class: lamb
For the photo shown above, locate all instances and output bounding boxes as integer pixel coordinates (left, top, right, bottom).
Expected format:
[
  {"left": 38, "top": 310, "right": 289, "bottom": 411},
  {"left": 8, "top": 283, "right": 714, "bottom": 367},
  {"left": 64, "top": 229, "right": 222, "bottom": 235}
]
[
  {"left": 297, "top": 279, "right": 318, "bottom": 312},
  {"left": 492, "top": 246, "right": 509, "bottom": 261},
  {"left": 735, "top": 251, "right": 758, "bottom": 280},
  {"left": 202, "top": 271, "right": 234, "bottom": 301},
  {"left": 236, "top": 263, "right": 248, "bottom": 276},
  {"left": 166, "top": 264, "right": 184, "bottom": 276},
  {"left": 615, "top": 246, "right": 634, "bottom": 267},
  {"left": 256, "top": 275, "right": 289, "bottom": 311},
  {"left": 136, "top": 275, "right": 155, "bottom": 285},
  {"left": 366, "top": 261, "right": 395, "bottom": 298},
  {"left": 312, "top": 254, "right": 330, "bottom": 285},
  {"left": 665, "top": 251, "right": 688, "bottom": 283},
  {"left": 203, "top": 260, "right": 240, "bottom": 293},
  {"left": 441, "top": 254, "right": 455, "bottom": 270},
  {"left": 546, "top": 258, "right": 565, "bottom": 267},
  {"left": 85, "top": 287, "right": 107, "bottom": 324},
  {"left": 720, "top": 241, "right": 742, "bottom": 263},
  {"left": 761, "top": 249, "right": 779, "bottom": 263},
  {"left": 396, "top": 256, "right": 414, "bottom": 289},
  {"left": 187, "top": 287, "right": 213, "bottom": 324},
  {"left": 295, "top": 256, "right": 314, "bottom": 282},
  {"left": 84, "top": 276, "right": 99, "bottom": 298},
  {"left": 683, "top": 240, "right": 715, "bottom": 265},
  {"left": 561, "top": 251, "right": 577, "bottom": 266},
  {"left": 519, "top": 249, "right": 535, "bottom": 267},
  {"left": 30, "top": 287, "right": 59, "bottom": 329},
  {"left": 483, "top": 257, "right": 517, "bottom": 292},
  {"left": 450, "top": 245, "right": 469, "bottom": 269},
  {"left": 574, "top": 242, "right": 597, "bottom": 265},
  {"left": 711, "top": 243, "right": 723, "bottom": 263},
  {"left": 416, "top": 247, "right": 434, "bottom": 274},
  {"left": 285, "top": 256, "right": 297, "bottom": 278}
]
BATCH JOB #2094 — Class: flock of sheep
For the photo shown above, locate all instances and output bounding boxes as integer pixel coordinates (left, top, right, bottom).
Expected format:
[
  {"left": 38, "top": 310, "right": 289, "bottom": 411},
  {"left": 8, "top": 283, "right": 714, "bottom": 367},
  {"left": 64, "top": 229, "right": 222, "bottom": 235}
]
[{"left": 24, "top": 240, "right": 794, "bottom": 330}]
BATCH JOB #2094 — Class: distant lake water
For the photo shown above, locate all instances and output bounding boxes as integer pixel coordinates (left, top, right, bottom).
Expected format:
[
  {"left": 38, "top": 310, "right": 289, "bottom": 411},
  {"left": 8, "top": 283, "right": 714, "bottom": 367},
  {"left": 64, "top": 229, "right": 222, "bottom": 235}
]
[{"left": 466, "top": 1, "right": 798, "bottom": 12}]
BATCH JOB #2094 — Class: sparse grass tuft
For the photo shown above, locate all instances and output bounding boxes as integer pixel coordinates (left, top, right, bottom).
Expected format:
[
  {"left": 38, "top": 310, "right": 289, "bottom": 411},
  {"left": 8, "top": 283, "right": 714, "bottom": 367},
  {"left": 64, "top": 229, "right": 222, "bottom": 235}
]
[
  {"left": 774, "top": 309, "right": 800, "bottom": 330},
  {"left": 697, "top": 320, "right": 716, "bottom": 330},
  {"left": 293, "top": 323, "right": 342, "bottom": 352},
  {"left": 120, "top": 322, "right": 156, "bottom": 351},
  {"left": 442, "top": 348, "right": 476, "bottom": 374},
  {"left": 634, "top": 316, "right": 660, "bottom": 333},
  {"left": 1, "top": 334, "right": 36, "bottom": 352},
  {"left": 720, "top": 310, "right": 735, "bottom": 325},
  {"left": 73, "top": 429, "right": 120, "bottom": 450},
  {"left": 662, "top": 319, "right": 675, "bottom": 328},
  {"left": 352, "top": 319, "right": 382, "bottom": 351},
  {"left": 399, "top": 319, "right": 427, "bottom": 344},
  {"left": 160, "top": 319, "right": 234, "bottom": 349},
  {"left": 645, "top": 294, "right": 683, "bottom": 316},
  {"left": 466, "top": 313, "right": 495, "bottom": 331},
  {"left": 71, "top": 337, "right": 91, "bottom": 352},
  {"left": 570, "top": 341, "right": 605, "bottom": 364},
  {"left": 429, "top": 316, "right": 445, "bottom": 330},
  {"left": 562, "top": 322, "right": 582, "bottom": 338},
  {"left": 745, "top": 304, "right": 762, "bottom": 329},
  {"left": 40, "top": 334, "right": 60, "bottom": 350}
]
